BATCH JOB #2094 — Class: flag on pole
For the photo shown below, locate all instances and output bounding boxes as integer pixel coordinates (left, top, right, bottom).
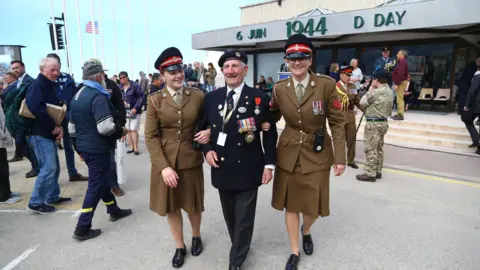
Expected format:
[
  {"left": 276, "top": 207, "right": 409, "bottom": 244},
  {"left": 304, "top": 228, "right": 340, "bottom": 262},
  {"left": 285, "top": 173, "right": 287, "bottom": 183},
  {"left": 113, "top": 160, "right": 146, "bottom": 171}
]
[{"left": 85, "top": 21, "right": 99, "bottom": 34}]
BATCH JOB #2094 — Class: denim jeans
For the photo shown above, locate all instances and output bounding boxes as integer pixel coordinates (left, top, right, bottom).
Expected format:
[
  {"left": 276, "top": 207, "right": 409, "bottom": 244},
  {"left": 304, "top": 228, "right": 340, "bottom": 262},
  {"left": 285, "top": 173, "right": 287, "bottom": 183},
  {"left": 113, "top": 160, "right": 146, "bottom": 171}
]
[
  {"left": 28, "top": 136, "right": 61, "bottom": 206},
  {"left": 61, "top": 121, "right": 78, "bottom": 176}
]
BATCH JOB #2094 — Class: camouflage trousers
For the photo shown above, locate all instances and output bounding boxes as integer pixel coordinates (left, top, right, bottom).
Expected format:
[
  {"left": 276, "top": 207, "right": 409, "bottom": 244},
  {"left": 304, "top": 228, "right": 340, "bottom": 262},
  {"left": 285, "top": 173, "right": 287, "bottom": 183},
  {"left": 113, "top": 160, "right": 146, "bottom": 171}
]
[{"left": 363, "top": 122, "right": 388, "bottom": 177}]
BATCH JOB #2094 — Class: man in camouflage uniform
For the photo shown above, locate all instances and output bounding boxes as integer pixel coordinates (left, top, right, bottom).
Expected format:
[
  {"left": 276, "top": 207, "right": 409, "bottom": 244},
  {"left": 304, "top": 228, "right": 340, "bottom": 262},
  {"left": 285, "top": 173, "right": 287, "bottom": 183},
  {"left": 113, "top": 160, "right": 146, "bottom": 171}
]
[{"left": 356, "top": 69, "right": 394, "bottom": 182}]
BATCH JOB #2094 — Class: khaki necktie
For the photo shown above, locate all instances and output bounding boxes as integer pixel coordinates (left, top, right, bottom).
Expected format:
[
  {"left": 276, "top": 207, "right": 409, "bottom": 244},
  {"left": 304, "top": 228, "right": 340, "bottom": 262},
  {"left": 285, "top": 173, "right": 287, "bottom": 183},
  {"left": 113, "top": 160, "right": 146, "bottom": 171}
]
[
  {"left": 173, "top": 92, "right": 183, "bottom": 106},
  {"left": 296, "top": 83, "right": 304, "bottom": 103}
]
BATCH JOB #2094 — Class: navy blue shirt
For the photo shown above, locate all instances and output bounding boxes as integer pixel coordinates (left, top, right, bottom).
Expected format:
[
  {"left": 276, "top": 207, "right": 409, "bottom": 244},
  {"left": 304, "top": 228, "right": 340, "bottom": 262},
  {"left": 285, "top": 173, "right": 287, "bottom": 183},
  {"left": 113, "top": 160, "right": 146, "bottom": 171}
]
[{"left": 26, "top": 73, "right": 62, "bottom": 140}]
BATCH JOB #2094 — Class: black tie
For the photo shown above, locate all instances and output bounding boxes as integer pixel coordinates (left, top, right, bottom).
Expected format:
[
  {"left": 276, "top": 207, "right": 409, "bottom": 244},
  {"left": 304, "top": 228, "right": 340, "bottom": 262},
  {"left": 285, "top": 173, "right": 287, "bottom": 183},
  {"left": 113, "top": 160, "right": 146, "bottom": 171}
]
[{"left": 226, "top": 90, "right": 235, "bottom": 115}]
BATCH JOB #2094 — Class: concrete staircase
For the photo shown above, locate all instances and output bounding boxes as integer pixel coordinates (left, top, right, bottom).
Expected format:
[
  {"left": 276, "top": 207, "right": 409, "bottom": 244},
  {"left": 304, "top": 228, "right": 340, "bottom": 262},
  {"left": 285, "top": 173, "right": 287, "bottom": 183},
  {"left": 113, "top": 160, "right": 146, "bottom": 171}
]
[{"left": 354, "top": 114, "right": 476, "bottom": 156}]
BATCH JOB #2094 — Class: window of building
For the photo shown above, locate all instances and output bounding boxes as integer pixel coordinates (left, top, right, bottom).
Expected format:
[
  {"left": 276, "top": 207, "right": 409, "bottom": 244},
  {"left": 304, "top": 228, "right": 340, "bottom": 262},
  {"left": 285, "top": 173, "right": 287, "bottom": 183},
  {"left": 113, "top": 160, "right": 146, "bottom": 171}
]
[
  {"left": 393, "top": 44, "right": 453, "bottom": 90},
  {"left": 338, "top": 48, "right": 356, "bottom": 68},
  {"left": 315, "top": 49, "right": 332, "bottom": 74},
  {"left": 359, "top": 47, "right": 384, "bottom": 76},
  {"left": 256, "top": 52, "right": 284, "bottom": 84}
]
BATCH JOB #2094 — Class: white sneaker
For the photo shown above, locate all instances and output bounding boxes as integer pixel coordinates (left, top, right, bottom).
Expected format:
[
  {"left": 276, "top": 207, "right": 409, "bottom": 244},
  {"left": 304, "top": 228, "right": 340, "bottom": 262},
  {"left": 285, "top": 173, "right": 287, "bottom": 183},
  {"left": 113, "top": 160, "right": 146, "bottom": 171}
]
[{"left": 0, "top": 196, "right": 21, "bottom": 204}]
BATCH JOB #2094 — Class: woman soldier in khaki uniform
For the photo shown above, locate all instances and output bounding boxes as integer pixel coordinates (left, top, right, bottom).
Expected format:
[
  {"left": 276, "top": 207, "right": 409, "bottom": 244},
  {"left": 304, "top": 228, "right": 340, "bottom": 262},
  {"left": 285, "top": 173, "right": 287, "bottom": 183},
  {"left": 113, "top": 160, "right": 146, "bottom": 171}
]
[
  {"left": 144, "top": 47, "right": 210, "bottom": 268},
  {"left": 269, "top": 34, "right": 346, "bottom": 269}
]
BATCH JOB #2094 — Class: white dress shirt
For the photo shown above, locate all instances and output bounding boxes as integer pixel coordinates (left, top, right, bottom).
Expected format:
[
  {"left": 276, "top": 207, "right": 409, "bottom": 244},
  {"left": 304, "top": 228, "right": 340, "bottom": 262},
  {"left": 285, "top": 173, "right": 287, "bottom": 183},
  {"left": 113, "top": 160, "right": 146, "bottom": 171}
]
[
  {"left": 17, "top": 73, "right": 27, "bottom": 88},
  {"left": 227, "top": 82, "right": 274, "bottom": 170}
]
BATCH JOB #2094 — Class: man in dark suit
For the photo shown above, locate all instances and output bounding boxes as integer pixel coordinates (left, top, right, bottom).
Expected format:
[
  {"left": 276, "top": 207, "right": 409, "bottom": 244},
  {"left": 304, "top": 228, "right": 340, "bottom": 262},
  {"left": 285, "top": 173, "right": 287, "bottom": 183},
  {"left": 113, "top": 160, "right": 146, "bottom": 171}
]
[
  {"left": 201, "top": 50, "right": 278, "bottom": 270},
  {"left": 374, "top": 47, "right": 397, "bottom": 86},
  {"left": 8, "top": 60, "right": 38, "bottom": 178}
]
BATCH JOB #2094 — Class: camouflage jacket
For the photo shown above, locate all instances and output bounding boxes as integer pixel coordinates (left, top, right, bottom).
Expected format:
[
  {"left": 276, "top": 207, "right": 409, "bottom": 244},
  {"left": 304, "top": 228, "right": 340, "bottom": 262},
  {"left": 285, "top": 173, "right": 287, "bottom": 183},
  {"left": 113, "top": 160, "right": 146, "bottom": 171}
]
[{"left": 360, "top": 84, "right": 394, "bottom": 119}]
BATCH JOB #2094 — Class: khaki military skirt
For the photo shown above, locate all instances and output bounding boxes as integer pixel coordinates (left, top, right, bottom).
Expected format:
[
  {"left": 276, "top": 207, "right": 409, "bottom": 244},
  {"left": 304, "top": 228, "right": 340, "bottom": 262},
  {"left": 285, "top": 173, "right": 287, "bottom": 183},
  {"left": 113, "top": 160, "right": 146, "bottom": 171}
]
[
  {"left": 272, "top": 160, "right": 331, "bottom": 218},
  {"left": 150, "top": 165, "right": 204, "bottom": 217}
]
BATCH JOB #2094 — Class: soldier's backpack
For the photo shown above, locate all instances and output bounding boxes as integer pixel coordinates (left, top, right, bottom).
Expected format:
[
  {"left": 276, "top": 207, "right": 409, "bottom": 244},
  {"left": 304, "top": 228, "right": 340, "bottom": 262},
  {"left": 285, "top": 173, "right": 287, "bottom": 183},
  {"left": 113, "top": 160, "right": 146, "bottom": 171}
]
[{"left": 4, "top": 80, "right": 35, "bottom": 137}]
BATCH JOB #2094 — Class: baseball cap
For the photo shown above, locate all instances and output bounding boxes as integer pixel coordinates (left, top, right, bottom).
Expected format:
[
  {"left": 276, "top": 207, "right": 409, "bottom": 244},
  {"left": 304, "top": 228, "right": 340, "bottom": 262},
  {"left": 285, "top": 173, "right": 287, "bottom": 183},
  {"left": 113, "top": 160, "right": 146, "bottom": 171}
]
[{"left": 82, "top": 59, "right": 108, "bottom": 77}]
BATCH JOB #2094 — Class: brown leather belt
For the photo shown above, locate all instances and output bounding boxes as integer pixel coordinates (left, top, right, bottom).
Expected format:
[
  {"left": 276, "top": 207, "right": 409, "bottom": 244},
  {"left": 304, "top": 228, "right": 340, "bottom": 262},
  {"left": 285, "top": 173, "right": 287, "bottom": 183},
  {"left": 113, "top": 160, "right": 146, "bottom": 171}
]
[
  {"left": 282, "top": 126, "right": 315, "bottom": 143},
  {"left": 160, "top": 130, "right": 193, "bottom": 142}
]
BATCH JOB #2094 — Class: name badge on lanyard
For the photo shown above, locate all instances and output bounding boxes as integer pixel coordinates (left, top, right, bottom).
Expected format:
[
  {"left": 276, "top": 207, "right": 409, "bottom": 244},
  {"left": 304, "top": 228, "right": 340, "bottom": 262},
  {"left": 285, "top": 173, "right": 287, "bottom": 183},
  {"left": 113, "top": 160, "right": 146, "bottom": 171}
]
[{"left": 217, "top": 93, "right": 238, "bottom": 147}]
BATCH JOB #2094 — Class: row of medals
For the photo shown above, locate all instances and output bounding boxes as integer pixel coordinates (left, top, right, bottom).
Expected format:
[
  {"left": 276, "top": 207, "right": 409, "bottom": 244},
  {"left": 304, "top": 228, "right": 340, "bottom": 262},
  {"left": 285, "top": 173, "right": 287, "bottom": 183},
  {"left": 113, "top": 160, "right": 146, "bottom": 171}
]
[{"left": 218, "top": 102, "right": 259, "bottom": 144}]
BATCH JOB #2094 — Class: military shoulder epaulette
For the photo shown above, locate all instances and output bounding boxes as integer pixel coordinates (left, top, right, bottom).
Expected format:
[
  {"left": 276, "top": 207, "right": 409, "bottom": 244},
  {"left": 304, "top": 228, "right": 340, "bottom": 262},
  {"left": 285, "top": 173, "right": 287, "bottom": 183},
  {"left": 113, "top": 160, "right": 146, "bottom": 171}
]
[
  {"left": 149, "top": 91, "right": 162, "bottom": 97},
  {"left": 276, "top": 78, "right": 289, "bottom": 84},
  {"left": 316, "top": 74, "right": 335, "bottom": 82}
]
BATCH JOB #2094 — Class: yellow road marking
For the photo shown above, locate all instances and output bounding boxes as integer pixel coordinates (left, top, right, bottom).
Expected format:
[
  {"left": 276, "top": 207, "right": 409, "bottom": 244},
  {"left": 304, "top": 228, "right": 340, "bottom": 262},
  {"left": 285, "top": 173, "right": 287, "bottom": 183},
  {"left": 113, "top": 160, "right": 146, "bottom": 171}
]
[{"left": 358, "top": 164, "right": 480, "bottom": 188}]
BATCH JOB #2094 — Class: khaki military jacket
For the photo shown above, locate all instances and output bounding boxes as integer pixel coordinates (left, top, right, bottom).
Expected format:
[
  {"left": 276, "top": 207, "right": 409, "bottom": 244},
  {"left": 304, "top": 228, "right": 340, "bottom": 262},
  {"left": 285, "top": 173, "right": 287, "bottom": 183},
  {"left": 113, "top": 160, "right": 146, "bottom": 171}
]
[
  {"left": 144, "top": 87, "right": 205, "bottom": 173},
  {"left": 270, "top": 70, "right": 346, "bottom": 174},
  {"left": 336, "top": 81, "right": 361, "bottom": 124}
]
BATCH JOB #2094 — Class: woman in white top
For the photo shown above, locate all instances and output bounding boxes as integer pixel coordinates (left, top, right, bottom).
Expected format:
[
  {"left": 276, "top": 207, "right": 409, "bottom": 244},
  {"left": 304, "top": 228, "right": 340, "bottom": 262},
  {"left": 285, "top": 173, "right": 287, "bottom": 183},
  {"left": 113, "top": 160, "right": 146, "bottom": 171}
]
[{"left": 350, "top": 58, "right": 363, "bottom": 90}]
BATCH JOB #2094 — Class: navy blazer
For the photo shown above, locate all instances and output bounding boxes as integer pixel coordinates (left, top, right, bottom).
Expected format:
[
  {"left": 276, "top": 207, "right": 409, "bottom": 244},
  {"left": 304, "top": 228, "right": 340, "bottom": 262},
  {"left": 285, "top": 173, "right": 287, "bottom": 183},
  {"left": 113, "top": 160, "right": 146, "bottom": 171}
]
[
  {"left": 20, "top": 74, "right": 34, "bottom": 87},
  {"left": 201, "top": 84, "right": 277, "bottom": 191}
]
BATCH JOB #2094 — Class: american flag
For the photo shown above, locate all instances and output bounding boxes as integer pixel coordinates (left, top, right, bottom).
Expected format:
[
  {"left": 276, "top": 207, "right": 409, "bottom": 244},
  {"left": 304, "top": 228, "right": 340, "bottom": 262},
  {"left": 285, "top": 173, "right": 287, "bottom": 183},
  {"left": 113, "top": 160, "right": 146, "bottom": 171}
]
[{"left": 85, "top": 21, "right": 99, "bottom": 34}]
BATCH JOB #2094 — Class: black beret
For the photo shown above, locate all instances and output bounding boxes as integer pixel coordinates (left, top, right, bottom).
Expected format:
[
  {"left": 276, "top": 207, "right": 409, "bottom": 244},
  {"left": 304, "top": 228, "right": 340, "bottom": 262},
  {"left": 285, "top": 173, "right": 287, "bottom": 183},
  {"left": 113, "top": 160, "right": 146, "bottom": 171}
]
[
  {"left": 284, "top": 34, "right": 314, "bottom": 59},
  {"left": 218, "top": 50, "right": 248, "bottom": 67},
  {"left": 372, "top": 68, "right": 389, "bottom": 80},
  {"left": 154, "top": 47, "right": 184, "bottom": 71},
  {"left": 382, "top": 47, "right": 390, "bottom": 52}
]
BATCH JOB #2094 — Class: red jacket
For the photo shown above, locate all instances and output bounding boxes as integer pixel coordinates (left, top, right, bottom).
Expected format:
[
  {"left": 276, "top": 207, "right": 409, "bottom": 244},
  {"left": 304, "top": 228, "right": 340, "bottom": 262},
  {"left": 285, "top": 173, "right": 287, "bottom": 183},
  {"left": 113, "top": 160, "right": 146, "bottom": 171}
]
[{"left": 392, "top": 58, "right": 409, "bottom": 85}]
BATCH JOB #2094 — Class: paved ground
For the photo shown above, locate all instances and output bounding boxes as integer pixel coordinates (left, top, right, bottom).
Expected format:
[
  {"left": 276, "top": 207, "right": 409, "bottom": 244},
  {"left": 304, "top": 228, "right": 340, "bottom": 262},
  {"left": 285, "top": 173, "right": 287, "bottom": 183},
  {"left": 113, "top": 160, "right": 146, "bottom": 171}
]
[{"left": 1, "top": 138, "right": 480, "bottom": 269}]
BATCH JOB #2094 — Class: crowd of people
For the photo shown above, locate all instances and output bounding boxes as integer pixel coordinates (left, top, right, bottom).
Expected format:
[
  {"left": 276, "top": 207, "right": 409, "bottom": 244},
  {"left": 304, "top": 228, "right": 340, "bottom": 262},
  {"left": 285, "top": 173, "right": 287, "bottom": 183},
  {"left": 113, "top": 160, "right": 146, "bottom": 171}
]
[{"left": 8, "top": 31, "right": 480, "bottom": 270}]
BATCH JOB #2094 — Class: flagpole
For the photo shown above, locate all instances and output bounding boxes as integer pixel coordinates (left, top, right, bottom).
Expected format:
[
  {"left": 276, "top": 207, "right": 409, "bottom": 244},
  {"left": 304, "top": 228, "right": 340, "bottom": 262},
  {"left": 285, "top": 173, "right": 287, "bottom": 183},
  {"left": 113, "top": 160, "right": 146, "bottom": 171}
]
[
  {"left": 62, "top": 0, "right": 72, "bottom": 74},
  {"left": 112, "top": 0, "right": 119, "bottom": 75},
  {"left": 99, "top": 0, "right": 105, "bottom": 67},
  {"left": 144, "top": 0, "right": 149, "bottom": 73},
  {"left": 50, "top": 0, "right": 58, "bottom": 51},
  {"left": 90, "top": 0, "right": 97, "bottom": 58},
  {"left": 75, "top": 0, "right": 84, "bottom": 64},
  {"left": 127, "top": 0, "right": 133, "bottom": 75}
]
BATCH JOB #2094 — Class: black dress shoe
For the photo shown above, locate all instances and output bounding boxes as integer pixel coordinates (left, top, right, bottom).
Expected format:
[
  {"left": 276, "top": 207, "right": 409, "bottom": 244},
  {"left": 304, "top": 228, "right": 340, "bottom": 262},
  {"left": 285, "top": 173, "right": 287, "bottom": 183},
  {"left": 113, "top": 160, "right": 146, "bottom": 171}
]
[
  {"left": 376, "top": 173, "right": 382, "bottom": 179},
  {"left": 25, "top": 169, "right": 38, "bottom": 178},
  {"left": 72, "top": 227, "right": 102, "bottom": 241},
  {"left": 301, "top": 225, "right": 314, "bottom": 255},
  {"left": 8, "top": 156, "right": 23, "bottom": 163},
  {"left": 109, "top": 209, "right": 133, "bottom": 222},
  {"left": 127, "top": 149, "right": 135, "bottom": 154},
  {"left": 191, "top": 236, "right": 203, "bottom": 256},
  {"left": 348, "top": 163, "right": 359, "bottom": 169},
  {"left": 285, "top": 254, "right": 300, "bottom": 270},
  {"left": 172, "top": 245, "right": 187, "bottom": 268}
]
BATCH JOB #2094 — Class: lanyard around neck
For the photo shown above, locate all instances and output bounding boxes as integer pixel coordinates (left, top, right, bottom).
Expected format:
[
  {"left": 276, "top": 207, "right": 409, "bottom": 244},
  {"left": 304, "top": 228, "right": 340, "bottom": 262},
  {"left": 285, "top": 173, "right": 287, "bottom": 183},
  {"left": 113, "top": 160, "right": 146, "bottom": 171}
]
[{"left": 221, "top": 90, "right": 240, "bottom": 131}]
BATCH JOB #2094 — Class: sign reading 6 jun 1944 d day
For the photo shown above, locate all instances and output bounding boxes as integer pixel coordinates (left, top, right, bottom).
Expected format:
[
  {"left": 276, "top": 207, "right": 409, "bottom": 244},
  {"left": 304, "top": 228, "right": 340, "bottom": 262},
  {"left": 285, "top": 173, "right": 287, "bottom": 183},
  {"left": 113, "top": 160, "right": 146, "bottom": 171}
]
[{"left": 286, "top": 18, "right": 327, "bottom": 38}]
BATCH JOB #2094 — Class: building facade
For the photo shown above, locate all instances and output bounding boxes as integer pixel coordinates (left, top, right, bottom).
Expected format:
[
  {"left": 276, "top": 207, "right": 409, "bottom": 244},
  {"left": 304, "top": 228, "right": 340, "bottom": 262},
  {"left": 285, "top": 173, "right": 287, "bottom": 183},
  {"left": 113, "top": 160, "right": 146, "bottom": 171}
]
[{"left": 193, "top": 0, "right": 480, "bottom": 111}]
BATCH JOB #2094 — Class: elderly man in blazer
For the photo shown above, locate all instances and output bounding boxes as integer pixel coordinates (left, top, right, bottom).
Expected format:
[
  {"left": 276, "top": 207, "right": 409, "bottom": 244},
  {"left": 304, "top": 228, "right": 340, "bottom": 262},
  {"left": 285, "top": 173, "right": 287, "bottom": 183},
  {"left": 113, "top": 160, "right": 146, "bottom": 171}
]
[{"left": 201, "top": 50, "right": 277, "bottom": 270}]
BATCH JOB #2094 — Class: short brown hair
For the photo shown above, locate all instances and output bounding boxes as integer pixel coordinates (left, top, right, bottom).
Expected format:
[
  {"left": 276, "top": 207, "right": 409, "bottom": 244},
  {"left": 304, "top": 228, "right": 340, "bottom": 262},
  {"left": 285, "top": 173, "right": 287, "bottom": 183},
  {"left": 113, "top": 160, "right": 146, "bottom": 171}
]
[
  {"left": 5, "top": 71, "right": 17, "bottom": 79},
  {"left": 376, "top": 77, "right": 389, "bottom": 84}
]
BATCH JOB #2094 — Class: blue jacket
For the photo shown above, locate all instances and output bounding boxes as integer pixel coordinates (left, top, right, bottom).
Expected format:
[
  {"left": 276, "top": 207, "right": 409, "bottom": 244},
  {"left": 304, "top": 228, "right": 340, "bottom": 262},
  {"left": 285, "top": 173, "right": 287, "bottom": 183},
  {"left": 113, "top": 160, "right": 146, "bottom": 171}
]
[
  {"left": 26, "top": 73, "right": 62, "bottom": 140},
  {"left": 69, "top": 86, "right": 124, "bottom": 155},
  {"left": 119, "top": 80, "right": 144, "bottom": 114},
  {"left": 55, "top": 72, "right": 77, "bottom": 106},
  {"left": 19, "top": 74, "right": 34, "bottom": 87}
]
